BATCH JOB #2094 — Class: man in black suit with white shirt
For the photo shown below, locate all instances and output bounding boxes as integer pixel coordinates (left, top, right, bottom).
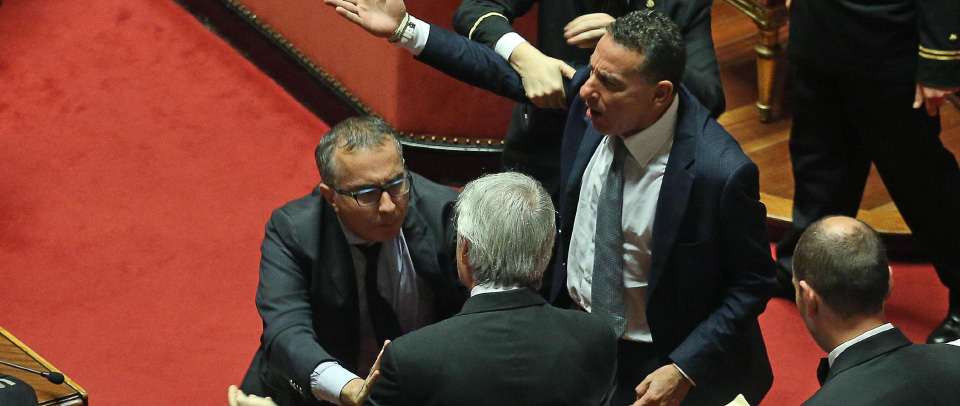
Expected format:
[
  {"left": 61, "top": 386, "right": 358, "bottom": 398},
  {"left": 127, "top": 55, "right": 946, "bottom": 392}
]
[{"left": 792, "top": 216, "right": 960, "bottom": 406}]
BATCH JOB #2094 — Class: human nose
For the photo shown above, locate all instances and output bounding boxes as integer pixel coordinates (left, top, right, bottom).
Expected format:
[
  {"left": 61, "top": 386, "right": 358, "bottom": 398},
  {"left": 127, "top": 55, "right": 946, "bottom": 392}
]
[
  {"left": 378, "top": 190, "right": 396, "bottom": 213},
  {"left": 580, "top": 76, "right": 596, "bottom": 101}
]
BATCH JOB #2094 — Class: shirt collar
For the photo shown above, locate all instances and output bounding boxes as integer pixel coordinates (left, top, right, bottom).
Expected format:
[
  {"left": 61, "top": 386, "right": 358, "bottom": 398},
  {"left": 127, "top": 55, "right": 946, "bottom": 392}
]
[
  {"left": 470, "top": 284, "right": 523, "bottom": 297},
  {"left": 828, "top": 323, "right": 894, "bottom": 367},
  {"left": 618, "top": 96, "right": 679, "bottom": 167}
]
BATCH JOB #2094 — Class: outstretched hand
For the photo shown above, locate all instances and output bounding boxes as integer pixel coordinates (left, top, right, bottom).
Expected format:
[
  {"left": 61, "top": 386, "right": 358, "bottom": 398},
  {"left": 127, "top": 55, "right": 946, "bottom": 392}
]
[
  {"left": 323, "top": 0, "right": 406, "bottom": 38},
  {"left": 339, "top": 340, "right": 391, "bottom": 406}
]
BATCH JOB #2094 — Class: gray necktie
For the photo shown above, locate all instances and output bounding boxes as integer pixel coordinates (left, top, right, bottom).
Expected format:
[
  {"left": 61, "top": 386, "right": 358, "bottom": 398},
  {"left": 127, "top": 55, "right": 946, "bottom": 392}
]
[{"left": 592, "top": 136, "right": 627, "bottom": 336}]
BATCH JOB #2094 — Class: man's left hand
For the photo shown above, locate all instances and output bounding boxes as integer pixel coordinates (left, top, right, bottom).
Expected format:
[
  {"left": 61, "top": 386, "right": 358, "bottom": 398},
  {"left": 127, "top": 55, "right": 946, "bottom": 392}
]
[
  {"left": 914, "top": 83, "right": 960, "bottom": 116},
  {"left": 632, "top": 364, "right": 693, "bottom": 406},
  {"left": 339, "top": 340, "right": 391, "bottom": 406}
]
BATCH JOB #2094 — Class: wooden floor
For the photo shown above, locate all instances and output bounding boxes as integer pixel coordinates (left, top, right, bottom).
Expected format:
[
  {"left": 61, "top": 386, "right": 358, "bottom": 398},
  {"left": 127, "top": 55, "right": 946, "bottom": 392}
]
[{"left": 711, "top": 1, "right": 960, "bottom": 240}]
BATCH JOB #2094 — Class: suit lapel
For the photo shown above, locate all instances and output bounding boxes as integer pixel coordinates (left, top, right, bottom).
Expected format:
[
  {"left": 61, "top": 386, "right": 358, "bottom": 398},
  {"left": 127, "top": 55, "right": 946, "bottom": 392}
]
[
  {"left": 824, "top": 327, "right": 912, "bottom": 384},
  {"left": 649, "top": 92, "right": 697, "bottom": 292}
]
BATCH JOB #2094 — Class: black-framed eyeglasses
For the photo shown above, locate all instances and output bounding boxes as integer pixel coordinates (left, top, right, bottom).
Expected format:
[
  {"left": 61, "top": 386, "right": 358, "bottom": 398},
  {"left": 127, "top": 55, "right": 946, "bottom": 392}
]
[{"left": 332, "top": 177, "right": 411, "bottom": 207}]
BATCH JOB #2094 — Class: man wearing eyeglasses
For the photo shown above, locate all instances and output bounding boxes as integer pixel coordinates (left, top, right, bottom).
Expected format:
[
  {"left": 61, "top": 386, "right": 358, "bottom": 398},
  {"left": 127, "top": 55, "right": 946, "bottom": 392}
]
[{"left": 240, "top": 116, "right": 467, "bottom": 406}]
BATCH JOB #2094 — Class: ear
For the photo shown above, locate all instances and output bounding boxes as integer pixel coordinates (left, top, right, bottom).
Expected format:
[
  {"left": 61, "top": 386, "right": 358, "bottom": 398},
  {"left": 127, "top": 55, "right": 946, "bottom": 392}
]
[
  {"left": 798, "top": 280, "right": 819, "bottom": 316},
  {"left": 886, "top": 266, "right": 894, "bottom": 301},
  {"left": 456, "top": 237, "right": 476, "bottom": 289},
  {"left": 652, "top": 80, "right": 675, "bottom": 107},
  {"left": 318, "top": 183, "right": 340, "bottom": 212}
]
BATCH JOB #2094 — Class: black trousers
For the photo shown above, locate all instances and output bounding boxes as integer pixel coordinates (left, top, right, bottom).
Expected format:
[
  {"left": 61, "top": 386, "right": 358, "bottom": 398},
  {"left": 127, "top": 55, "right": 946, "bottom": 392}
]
[{"left": 776, "top": 64, "right": 960, "bottom": 308}]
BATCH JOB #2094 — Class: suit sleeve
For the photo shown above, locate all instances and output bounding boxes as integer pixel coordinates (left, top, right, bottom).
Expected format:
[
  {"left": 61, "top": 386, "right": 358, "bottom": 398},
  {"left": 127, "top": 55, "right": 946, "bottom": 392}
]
[
  {"left": 672, "top": 0, "right": 725, "bottom": 117},
  {"left": 416, "top": 24, "right": 584, "bottom": 106},
  {"left": 365, "top": 345, "right": 403, "bottom": 406},
  {"left": 452, "top": 0, "right": 537, "bottom": 48},
  {"left": 256, "top": 209, "right": 336, "bottom": 398},
  {"left": 668, "top": 161, "right": 776, "bottom": 386},
  {"left": 916, "top": 0, "right": 960, "bottom": 87}
]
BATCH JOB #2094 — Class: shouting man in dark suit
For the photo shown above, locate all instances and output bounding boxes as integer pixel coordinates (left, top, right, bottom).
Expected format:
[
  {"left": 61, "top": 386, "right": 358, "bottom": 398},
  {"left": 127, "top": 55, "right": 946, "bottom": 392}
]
[
  {"left": 792, "top": 216, "right": 960, "bottom": 406},
  {"left": 240, "top": 117, "right": 467, "bottom": 406},
  {"left": 367, "top": 172, "right": 617, "bottom": 406},
  {"left": 324, "top": 4, "right": 776, "bottom": 406}
]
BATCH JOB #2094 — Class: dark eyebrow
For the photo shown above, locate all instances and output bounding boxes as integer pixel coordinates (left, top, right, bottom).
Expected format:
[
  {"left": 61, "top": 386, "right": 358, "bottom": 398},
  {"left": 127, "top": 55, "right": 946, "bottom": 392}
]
[
  {"left": 594, "top": 69, "right": 622, "bottom": 87},
  {"left": 350, "top": 172, "right": 406, "bottom": 191}
]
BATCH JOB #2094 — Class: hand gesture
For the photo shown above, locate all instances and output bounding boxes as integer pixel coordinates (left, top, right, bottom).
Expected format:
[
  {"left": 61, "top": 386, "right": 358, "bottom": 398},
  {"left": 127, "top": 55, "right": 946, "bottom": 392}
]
[
  {"left": 914, "top": 83, "right": 960, "bottom": 117},
  {"left": 228, "top": 385, "right": 278, "bottom": 406},
  {"left": 564, "top": 13, "right": 616, "bottom": 49},
  {"left": 323, "top": 0, "right": 406, "bottom": 38},
  {"left": 339, "top": 340, "right": 391, "bottom": 406},
  {"left": 631, "top": 364, "right": 693, "bottom": 406},
  {"left": 509, "top": 42, "right": 577, "bottom": 109}
]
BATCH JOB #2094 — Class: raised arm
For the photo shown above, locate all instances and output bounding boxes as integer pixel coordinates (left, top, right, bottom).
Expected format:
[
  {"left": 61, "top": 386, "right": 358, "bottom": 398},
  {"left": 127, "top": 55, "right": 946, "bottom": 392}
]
[{"left": 324, "top": 0, "right": 583, "bottom": 107}]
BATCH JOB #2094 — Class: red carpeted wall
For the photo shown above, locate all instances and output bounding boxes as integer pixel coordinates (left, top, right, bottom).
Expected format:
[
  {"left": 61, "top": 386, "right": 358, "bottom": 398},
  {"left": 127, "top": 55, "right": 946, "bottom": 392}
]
[{"left": 0, "top": 0, "right": 951, "bottom": 405}]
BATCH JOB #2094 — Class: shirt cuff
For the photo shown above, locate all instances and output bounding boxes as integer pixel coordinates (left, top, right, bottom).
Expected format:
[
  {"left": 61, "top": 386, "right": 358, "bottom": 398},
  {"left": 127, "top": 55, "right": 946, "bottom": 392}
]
[
  {"left": 311, "top": 361, "right": 361, "bottom": 405},
  {"left": 494, "top": 32, "right": 527, "bottom": 60},
  {"left": 394, "top": 15, "right": 430, "bottom": 56},
  {"left": 673, "top": 363, "right": 696, "bottom": 386}
]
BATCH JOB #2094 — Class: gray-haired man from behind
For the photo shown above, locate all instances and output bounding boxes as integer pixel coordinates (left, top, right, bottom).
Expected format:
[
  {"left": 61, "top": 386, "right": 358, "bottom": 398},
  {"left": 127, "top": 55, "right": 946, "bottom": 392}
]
[{"left": 365, "top": 172, "right": 618, "bottom": 406}]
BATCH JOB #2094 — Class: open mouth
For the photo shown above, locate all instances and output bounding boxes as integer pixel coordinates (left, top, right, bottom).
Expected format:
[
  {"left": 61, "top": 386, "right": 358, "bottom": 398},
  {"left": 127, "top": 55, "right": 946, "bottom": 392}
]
[{"left": 587, "top": 107, "right": 604, "bottom": 120}]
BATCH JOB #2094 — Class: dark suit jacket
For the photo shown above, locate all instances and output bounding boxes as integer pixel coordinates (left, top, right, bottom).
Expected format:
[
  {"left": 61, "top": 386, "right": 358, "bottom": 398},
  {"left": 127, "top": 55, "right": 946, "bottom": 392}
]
[
  {"left": 240, "top": 173, "right": 467, "bottom": 405},
  {"left": 415, "top": 26, "right": 776, "bottom": 405},
  {"left": 788, "top": 0, "right": 960, "bottom": 86},
  {"left": 803, "top": 327, "right": 960, "bottom": 406},
  {"left": 366, "top": 288, "right": 618, "bottom": 406}
]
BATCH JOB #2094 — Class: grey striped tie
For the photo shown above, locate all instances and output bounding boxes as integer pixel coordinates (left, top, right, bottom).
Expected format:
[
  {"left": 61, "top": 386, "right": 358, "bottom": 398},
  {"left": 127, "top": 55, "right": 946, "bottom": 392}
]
[{"left": 592, "top": 136, "right": 627, "bottom": 336}]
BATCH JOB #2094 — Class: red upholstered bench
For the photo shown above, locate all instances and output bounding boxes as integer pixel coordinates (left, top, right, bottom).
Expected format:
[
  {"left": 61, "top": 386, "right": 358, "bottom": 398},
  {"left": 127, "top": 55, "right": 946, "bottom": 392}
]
[{"left": 723, "top": 0, "right": 789, "bottom": 122}]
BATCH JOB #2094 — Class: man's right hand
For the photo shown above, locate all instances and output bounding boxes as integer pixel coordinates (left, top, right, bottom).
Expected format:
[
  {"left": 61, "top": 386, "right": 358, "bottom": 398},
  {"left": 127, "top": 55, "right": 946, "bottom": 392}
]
[
  {"left": 323, "top": 0, "right": 406, "bottom": 38},
  {"left": 508, "top": 42, "right": 577, "bottom": 109}
]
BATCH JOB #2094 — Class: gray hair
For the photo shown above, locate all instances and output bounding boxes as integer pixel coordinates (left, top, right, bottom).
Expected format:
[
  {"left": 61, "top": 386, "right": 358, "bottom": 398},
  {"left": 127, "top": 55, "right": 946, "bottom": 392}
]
[
  {"left": 314, "top": 116, "right": 404, "bottom": 186},
  {"left": 454, "top": 172, "right": 556, "bottom": 289}
]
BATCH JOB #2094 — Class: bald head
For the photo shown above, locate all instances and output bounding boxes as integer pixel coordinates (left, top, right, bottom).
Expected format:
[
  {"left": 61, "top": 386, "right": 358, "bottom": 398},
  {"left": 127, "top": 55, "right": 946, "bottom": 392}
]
[{"left": 793, "top": 216, "right": 890, "bottom": 318}]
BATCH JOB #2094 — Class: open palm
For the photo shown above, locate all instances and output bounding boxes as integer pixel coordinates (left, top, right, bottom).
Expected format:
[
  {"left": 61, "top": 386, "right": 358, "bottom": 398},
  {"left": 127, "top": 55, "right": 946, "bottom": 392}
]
[{"left": 323, "top": 0, "right": 406, "bottom": 38}]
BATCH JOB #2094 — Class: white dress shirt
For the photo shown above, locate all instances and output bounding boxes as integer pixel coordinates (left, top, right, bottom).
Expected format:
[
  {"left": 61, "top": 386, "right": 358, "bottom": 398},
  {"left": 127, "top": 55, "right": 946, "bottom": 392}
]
[
  {"left": 567, "top": 97, "right": 678, "bottom": 342},
  {"left": 310, "top": 220, "right": 434, "bottom": 404},
  {"left": 828, "top": 323, "right": 894, "bottom": 367}
]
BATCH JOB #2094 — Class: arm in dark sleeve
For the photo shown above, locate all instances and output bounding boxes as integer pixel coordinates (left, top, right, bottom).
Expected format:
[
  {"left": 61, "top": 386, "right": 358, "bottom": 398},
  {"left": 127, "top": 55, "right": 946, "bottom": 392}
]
[
  {"left": 415, "top": 24, "right": 530, "bottom": 103},
  {"left": 256, "top": 209, "right": 335, "bottom": 398},
  {"left": 452, "top": 0, "right": 537, "bottom": 47},
  {"left": 916, "top": 0, "right": 960, "bottom": 87},
  {"left": 668, "top": 161, "right": 776, "bottom": 385}
]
